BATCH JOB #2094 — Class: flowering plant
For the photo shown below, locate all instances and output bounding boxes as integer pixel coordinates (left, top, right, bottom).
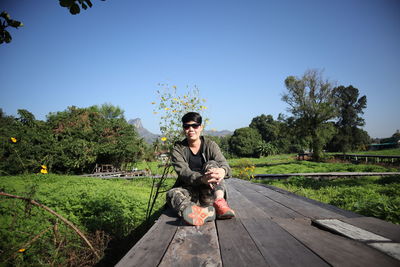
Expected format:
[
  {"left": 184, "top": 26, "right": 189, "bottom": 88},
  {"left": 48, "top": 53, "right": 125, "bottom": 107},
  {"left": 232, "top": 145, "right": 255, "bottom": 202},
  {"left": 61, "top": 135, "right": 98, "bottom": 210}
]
[{"left": 152, "top": 84, "right": 208, "bottom": 151}]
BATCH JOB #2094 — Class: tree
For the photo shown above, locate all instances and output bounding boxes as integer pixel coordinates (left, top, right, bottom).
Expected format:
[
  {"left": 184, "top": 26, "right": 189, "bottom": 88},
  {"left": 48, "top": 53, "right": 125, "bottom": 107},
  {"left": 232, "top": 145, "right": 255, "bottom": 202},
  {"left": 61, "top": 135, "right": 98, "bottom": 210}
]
[
  {"left": 47, "top": 105, "right": 142, "bottom": 173},
  {"left": 59, "top": 0, "right": 99, "bottom": 15},
  {"left": 152, "top": 84, "right": 208, "bottom": 150},
  {"left": 0, "top": 11, "right": 23, "bottom": 44},
  {"left": 1, "top": 1, "right": 105, "bottom": 45},
  {"left": 229, "top": 127, "right": 262, "bottom": 157},
  {"left": 0, "top": 109, "right": 55, "bottom": 174},
  {"left": 329, "top": 85, "right": 368, "bottom": 152},
  {"left": 282, "top": 69, "right": 337, "bottom": 161},
  {"left": 276, "top": 113, "right": 311, "bottom": 153},
  {"left": 249, "top": 114, "right": 279, "bottom": 143}
]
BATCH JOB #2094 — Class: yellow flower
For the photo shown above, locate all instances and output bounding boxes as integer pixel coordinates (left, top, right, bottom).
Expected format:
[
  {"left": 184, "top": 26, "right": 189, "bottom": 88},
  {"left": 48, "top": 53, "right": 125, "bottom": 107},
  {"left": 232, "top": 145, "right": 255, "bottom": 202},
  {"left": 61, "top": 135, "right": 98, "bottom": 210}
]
[
  {"left": 161, "top": 137, "right": 167, "bottom": 142},
  {"left": 173, "top": 85, "right": 177, "bottom": 89},
  {"left": 11, "top": 137, "right": 17, "bottom": 143},
  {"left": 151, "top": 102, "right": 156, "bottom": 105},
  {"left": 200, "top": 106, "right": 207, "bottom": 110},
  {"left": 40, "top": 165, "right": 48, "bottom": 174},
  {"left": 172, "top": 110, "right": 177, "bottom": 113},
  {"left": 18, "top": 248, "right": 26, "bottom": 253},
  {"left": 164, "top": 107, "right": 170, "bottom": 111}
]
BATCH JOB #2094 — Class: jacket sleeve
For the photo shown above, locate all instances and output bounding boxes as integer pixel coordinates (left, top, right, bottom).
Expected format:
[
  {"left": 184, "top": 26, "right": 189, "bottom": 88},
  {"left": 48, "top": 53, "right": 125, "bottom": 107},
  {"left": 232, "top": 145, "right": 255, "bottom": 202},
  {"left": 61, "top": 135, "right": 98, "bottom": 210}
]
[
  {"left": 209, "top": 141, "right": 232, "bottom": 178},
  {"left": 171, "top": 144, "right": 204, "bottom": 186}
]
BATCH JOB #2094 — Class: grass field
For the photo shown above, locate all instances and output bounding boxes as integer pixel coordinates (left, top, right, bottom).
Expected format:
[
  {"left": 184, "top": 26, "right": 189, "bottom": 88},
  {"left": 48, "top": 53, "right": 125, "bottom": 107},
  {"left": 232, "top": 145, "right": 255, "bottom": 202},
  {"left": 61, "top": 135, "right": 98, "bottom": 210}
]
[
  {"left": 256, "top": 175, "right": 400, "bottom": 225},
  {"left": 0, "top": 174, "right": 175, "bottom": 266},
  {"left": 228, "top": 154, "right": 398, "bottom": 177},
  {"left": 349, "top": 148, "right": 400, "bottom": 156}
]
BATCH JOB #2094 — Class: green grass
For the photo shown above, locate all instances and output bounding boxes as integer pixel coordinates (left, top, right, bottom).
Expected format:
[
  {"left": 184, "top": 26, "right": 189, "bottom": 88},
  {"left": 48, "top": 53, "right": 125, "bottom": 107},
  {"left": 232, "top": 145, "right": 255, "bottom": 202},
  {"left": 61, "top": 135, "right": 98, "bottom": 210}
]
[
  {"left": 0, "top": 174, "right": 175, "bottom": 266},
  {"left": 349, "top": 148, "right": 400, "bottom": 156},
  {"left": 229, "top": 154, "right": 397, "bottom": 177},
  {"left": 256, "top": 176, "right": 400, "bottom": 224}
]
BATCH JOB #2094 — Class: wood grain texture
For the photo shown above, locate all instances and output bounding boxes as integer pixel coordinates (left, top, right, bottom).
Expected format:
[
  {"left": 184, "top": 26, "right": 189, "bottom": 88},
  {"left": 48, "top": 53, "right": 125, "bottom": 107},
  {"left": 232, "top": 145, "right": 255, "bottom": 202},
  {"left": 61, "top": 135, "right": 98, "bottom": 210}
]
[
  {"left": 158, "top": 222, "right": 222, "bottom": 267},
  {"left": 115, "top": 209, "right": 180, "bottom": 267}
]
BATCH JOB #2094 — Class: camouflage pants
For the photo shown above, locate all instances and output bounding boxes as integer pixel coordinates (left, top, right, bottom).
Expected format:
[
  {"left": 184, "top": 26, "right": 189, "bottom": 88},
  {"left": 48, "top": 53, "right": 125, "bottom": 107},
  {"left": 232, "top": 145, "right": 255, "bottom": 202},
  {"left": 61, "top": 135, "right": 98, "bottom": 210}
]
[{"left": 166, "top": 161, "right": 227, "bottom": 217}]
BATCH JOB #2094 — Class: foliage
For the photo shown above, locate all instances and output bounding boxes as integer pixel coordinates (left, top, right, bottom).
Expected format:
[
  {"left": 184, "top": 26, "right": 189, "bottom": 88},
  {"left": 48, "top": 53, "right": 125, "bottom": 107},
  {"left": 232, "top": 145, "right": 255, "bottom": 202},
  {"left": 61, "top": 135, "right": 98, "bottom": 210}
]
[
  {"left": 352, "top": 148, "right": 400, "bottom": 156},
  {"left": 234, "top": 159, "right": 256, "bottom": 180},
  {"left": 249, "top": 114, "right": 279, "bottom": 143},
  {"left": 59, "top": 0, "right": 106, "bottom": 15},
  {"left": 256, "top": 141, "right": 278, "bottom": 157},
  {"left": 0, "top": 109, "right": 55, "bottom": 175},
  {"left": 229, "top": 127, "right": 262, "bottom": 157},
  {"left": 48, "top": 105, "right": 143, "bottom": 174},
  {"left": 0, "top": 11, "right": 23, "bottom": 44},
  {"left": 282, "top": 69, "right": 338, "bottom": 161},
  {"left": 0, "top": 174, "right": 175, "bottom": 266},
  {"left": 380, "top": 130, "right": 400, "bottom": 144},
  {"left": 328, "top": 85, "right": 369, "bottom": 152},
  {"left": 274, "top": 114, "right": 311, "bottom": 153},
  {"left": 228, "top": 153, "right": 396, "bottom": 177},
  {"left": 257, "top": 176, "right": 400, "bottom": 224},
  {"left": 152, "top": 84, "right": 208, "bottom": 151},
  {"left": 204, "top": 135, "right": 232, "bottom": 158},
  {"left": 0, "top": 105, "right": 145, "bottom": 175}
]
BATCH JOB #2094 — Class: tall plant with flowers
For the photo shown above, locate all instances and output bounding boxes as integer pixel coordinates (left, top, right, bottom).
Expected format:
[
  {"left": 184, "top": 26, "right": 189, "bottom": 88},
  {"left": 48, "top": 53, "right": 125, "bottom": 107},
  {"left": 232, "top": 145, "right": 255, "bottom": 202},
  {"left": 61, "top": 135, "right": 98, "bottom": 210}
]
[
  {"left": 146, "top": 84, "right": 208, "bottom": 221},
  {"left": 152, "top": 84, "right": 208, "bottom": 150}
]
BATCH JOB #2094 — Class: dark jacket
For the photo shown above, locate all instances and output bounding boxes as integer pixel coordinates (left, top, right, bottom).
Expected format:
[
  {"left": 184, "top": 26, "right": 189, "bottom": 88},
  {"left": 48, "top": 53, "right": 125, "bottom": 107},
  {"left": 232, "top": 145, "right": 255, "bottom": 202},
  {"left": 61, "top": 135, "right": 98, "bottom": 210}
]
[{"left": 171, "top": 136, "right": 231, "bottom": 188}]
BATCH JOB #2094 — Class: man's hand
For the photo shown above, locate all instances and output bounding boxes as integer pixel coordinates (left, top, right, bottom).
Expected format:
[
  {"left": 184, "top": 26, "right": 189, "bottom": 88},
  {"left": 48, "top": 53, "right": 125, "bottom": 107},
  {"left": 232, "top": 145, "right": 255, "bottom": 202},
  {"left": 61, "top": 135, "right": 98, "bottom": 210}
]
[{"left": 202, "top": 168, "right": 226, "bottom": 189}]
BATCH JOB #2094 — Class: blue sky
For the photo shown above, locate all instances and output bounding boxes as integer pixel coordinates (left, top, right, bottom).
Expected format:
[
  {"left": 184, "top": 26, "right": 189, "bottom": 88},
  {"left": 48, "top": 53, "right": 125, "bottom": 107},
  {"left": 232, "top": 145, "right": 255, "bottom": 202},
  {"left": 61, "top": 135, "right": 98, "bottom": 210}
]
[{"left": 1, "top": 0, "right": 399, "bottom": 138}]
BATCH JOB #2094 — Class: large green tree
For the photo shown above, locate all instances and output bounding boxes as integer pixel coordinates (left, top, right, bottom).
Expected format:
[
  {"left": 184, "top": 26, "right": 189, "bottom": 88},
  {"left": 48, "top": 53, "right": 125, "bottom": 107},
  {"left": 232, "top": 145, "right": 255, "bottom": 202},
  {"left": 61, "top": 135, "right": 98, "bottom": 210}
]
[
  {"left": 328, "top": 85, "right": 369, "bottom": 152},
  {"left": 282, "top": 69, "right": 337, "bottom": 161},
  {"left": 249, "top": 114, "right": 279, "bottom": 143},
  {"left": 47, "top": 105, "right": 143, "bottom": 174},
  {"left": 229, "top": 127, "right": 262, "bottom": 157}
]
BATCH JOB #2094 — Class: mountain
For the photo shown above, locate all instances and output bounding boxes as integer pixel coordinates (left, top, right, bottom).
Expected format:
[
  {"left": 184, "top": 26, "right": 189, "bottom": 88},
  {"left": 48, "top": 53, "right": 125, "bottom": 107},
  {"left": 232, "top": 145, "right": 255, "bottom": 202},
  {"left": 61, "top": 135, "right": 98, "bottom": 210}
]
[
  {"left": 128, "top": 118, "right": 159, "bottom": 144},
  {"left": 129, "top": 118, "right": 233, "bottom": 143},
  {"left": 203, "top": 129, "right": 233, "bottom": 137}
]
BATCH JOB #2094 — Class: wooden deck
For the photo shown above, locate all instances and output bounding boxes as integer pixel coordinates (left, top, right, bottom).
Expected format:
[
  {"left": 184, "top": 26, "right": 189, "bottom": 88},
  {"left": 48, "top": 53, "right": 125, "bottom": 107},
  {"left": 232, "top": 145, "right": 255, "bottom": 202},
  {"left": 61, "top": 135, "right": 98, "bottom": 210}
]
[{"left": 116, "top": 178, "right": 400, "bottom": 267}]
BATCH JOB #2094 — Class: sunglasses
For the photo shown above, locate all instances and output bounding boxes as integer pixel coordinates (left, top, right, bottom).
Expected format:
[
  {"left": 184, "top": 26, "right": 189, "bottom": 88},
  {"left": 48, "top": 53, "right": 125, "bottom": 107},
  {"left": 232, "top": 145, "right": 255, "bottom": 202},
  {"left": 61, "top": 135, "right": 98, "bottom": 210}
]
[{"left": 183, "top": 123, "right": 201, "bottom": 130}]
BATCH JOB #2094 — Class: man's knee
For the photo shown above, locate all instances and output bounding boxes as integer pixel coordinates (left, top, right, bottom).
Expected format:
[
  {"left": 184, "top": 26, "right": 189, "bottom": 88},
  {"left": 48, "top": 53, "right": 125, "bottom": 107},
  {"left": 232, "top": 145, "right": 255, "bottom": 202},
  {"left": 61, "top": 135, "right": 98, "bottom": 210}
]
[{"left": 202, "top": 160, "right": 220, "bottom": 172}]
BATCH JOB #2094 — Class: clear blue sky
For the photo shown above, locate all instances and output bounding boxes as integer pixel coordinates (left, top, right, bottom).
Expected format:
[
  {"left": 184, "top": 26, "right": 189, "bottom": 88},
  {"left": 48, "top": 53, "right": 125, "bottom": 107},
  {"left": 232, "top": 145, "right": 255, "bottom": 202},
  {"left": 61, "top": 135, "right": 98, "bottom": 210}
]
[{"left": 1, "top": 0, "right": 399, "bottom": 138}]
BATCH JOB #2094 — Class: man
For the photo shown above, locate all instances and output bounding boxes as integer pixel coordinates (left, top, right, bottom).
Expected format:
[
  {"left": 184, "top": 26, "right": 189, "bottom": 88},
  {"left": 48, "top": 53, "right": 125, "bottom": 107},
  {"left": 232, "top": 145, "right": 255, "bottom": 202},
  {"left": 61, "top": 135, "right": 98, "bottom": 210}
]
[{"left": 166, "top": 112, "right": 235, "bottom": 226}]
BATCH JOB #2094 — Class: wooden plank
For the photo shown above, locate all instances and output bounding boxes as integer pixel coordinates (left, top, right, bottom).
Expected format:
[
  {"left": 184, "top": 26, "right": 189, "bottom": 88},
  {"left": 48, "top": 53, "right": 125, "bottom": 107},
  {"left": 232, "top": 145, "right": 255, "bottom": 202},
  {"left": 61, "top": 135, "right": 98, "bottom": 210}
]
[
  {"left": 313, "top": 219, "right": 391, "bottom": 242},
  {"left": 229, "top": 180, "right": 300, "bottom": 219},
  {"left": 115, "top": 209, "right": 179, "bottom": 267},
  {"left": 273, "top": 217, "right": 400, "bottom": 267},
  {"left": 230, "top": 178, "right": 347, "bottom": 220},
  {"left": 227, "top": 185, "right": 329, "bottom": 266},
  {"left": 216, "top": 218, "right": 268, "bottom": 267},
  {"left": 369, "top": 243, "right": 400, "bottom": 261},
  {"left": 254, "top": 182, "right": 361, "bottom": 218},
  {"left": 340, "top": 217, "right": 400, "bottom": 242},
  {"left": 158, "top": 222, "right": 222, "bottom": 267}
]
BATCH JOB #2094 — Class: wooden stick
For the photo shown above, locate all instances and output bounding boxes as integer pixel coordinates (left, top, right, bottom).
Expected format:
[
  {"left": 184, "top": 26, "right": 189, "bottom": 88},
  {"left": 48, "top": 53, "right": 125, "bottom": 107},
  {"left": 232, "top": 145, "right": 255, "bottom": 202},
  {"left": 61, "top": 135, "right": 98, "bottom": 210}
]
[{"left": 0, "top": 191, "right": 100, "bottom": 259}]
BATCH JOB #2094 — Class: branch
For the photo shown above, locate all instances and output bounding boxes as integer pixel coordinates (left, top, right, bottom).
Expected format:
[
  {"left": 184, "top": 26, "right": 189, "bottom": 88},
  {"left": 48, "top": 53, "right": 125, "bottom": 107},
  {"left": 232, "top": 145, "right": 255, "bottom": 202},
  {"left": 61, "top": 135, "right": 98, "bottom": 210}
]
[{"left": 0, "top": 191, "right": 100, "bottom": 259}]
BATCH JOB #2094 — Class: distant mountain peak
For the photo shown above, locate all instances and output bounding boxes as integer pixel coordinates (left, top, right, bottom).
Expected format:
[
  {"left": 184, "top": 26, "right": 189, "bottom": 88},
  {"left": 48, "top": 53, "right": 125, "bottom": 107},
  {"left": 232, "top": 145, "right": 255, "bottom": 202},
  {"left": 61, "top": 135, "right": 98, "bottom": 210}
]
[
  {"left": 129, "top": 118, "right": 143, "bottom": 129},
  {"left": 128, "top": 118, "right": 159, "bottom": 144}
]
